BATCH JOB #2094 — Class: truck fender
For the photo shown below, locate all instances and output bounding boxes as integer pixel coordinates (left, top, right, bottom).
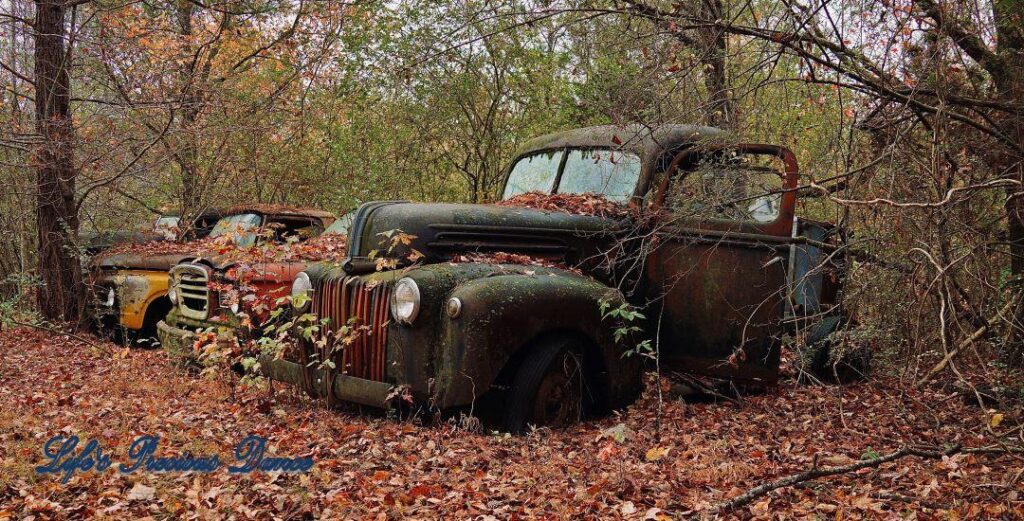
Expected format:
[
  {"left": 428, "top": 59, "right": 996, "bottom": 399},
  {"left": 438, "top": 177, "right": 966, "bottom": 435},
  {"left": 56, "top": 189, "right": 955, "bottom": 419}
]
[{"left": 432, "top": 271, "right": 643, "bottom": 409}]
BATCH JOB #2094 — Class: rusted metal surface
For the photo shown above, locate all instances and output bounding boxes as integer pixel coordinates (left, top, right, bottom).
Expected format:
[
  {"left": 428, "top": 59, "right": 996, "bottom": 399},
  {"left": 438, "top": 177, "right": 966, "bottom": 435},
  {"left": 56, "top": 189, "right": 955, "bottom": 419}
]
[
  {"left": 643, "top": 144, "right": 809, "bottom": 382},
  {"left": 645, "top": 237, "right": 788, "bottom": 382},
  {"left": 223, "top": 203, "right": 336, "bottom": 226},
  {"left": 304, "top": 277, "right": 391, "bottom": 394}
]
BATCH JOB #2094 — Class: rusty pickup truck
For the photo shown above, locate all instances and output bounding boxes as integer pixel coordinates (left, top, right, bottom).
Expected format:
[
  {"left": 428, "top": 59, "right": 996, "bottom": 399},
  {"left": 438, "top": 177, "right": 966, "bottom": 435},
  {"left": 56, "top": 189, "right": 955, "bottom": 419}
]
[
  {"left": 89, "top": 205, "right": 335, "bottom": 344},
  {"left": 157, "top": 214, "right": 351, "bottom": 363},
  {"left": 256, "top": 125, "right": 849, "bottom": 432}
]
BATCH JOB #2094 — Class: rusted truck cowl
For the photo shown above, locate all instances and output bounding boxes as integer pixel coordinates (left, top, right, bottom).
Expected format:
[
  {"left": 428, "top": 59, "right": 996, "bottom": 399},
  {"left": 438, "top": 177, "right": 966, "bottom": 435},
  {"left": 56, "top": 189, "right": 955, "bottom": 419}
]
[
  {"left": 265, "top": 124, "right": 848, "bottom": 433},
  {"left": 344, "top": 202, "right": 626, "bottom": 279}
]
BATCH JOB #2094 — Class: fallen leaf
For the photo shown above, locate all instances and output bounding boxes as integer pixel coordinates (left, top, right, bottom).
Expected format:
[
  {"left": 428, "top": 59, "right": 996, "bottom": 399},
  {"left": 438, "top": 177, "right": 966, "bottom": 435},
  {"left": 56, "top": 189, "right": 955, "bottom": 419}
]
[
  {"left": 126, "top": 483, "right": 156, "bottom": 502},
  {"left": 621, "top": 501, "right": 636, "bottom": 515},
  {"left": 989, "top": 413, "right": 1004, "bottom": 428},
  {"left": 645, "top": 446, "right": 669, "bottom": 462}
]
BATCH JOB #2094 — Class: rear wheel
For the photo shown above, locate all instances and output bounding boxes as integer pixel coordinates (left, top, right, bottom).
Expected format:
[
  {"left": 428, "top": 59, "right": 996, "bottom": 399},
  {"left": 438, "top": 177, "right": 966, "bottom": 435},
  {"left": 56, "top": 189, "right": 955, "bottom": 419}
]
[
  {"left": 503, "top": 338, "right": 587, "bottom": 434},
  {"left": 800, "top": 316, "right": 871, "bottom": 384}
]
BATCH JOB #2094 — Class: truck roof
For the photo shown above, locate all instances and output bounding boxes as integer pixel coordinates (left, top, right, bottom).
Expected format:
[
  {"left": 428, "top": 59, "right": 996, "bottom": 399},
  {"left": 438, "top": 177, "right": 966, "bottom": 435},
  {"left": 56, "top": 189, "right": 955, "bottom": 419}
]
[
  {"left": 224, "top": 203, "right": 336, "bottom": 223},
  {"left": 517, "top": 124, "right": 728, "bottom": 160}
]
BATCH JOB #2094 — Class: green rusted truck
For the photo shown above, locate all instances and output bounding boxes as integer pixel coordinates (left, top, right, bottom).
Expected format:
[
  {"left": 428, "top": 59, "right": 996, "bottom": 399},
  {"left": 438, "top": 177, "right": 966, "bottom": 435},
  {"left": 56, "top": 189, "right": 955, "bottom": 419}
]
[{"left": 248, "top": 125, "right": 849, "bottom": 432}]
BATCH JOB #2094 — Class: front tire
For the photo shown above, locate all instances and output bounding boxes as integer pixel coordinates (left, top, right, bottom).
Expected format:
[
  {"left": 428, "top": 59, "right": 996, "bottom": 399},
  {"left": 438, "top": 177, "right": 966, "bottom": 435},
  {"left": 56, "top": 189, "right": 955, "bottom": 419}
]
[{"left": 503, "top": 338, "right": 587, "bottom": 434}]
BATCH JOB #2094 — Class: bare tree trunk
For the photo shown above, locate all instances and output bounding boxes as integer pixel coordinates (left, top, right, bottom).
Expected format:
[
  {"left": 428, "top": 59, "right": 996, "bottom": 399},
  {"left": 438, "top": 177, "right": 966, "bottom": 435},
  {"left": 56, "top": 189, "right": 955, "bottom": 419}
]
[
  {"left": 699, "top": 0, "right": 733, "bottom": 129},
  {"left": 33, "top": 0, "right": 82, "bottom": 322},
  {"left": 989, "top": 0, "right": 1024, "bottom": 361},
  {"left": 9, "top": 0, "right": 21, "bottom": 118},
  {"left": 997, "top": 82, "right": 1024, "bottom": 361},
  {"left": 175, "top": 0, "right": 202, "bottom": 236}
]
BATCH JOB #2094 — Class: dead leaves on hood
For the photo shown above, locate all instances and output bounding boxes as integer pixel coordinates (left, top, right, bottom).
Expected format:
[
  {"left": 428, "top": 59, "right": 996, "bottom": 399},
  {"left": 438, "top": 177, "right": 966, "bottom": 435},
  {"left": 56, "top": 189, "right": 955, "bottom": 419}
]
[
  {"left": 96, "top": 232, "right": 348, "bottom": 265},
  {"left": 497, "top": 191, "right": 633, "bottom": 219},
  {"left": 450, "top": 251, "right": 582, "bottom": 275}
]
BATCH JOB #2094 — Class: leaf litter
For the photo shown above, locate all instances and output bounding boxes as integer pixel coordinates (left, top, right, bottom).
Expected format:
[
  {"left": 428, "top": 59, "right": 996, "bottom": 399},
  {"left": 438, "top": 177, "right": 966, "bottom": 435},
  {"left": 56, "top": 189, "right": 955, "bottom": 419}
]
[{"left": 0, "top": 328, "right": 1021, "bottom": 519}]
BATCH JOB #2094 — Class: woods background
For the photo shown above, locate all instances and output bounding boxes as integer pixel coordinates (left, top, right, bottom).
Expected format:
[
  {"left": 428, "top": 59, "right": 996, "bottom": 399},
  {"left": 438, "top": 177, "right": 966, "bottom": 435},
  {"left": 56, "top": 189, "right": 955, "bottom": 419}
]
[{"left": 1, "top": 0, "right": 1023, "bottom": 390}]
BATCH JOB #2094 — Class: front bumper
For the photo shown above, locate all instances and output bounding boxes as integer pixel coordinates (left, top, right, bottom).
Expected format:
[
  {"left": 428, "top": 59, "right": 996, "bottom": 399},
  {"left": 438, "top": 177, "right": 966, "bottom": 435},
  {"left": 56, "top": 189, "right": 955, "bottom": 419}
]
[
  {"left": 157, "top": 318, "right": 236, "bottom": 365},
  {"left": 160, "top": 320, "right": 394, "bottom": 407},
  {"left": 157, "top": 320, "right": 198, "bottom": 363},
  {"left": 258, "top": 356, "right": 394, "bottom": 408}
]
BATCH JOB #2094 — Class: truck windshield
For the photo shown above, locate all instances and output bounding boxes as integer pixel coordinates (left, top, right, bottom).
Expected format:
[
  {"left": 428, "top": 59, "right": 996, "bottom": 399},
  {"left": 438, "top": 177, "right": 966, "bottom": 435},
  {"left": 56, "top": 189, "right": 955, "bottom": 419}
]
[
  {"left": 502, "top": 148, "right": 641, "bottom": 203},
  {"left": 324, "top": 212, "right": 353, "bottom": 236},
  {"left": 153, "top": 216, "right": 179, "bottom": 240},
  {"left": 210, "top": 213, "right": 261, "bottom": 247}
]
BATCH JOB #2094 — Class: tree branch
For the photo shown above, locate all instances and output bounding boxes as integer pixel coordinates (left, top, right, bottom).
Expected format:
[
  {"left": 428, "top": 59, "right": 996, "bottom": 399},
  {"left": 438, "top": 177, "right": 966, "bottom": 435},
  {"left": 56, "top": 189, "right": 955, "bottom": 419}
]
[
  {"left": 915, "top": 0, "right": 1005, "bottom": 82},
  {"left": 712, "top": 445, "right": 961, "bottom": 513}
]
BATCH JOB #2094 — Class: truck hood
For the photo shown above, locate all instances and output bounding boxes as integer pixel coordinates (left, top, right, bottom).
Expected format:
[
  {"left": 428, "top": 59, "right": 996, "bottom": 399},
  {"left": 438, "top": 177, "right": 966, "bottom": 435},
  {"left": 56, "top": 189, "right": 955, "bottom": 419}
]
[
  {"left": 345, "top": 201, "right": 627, "bottom": 273},
  {"left": 204, "top": 258, "right": 310, "bottom": 283},
  {"left": 92, "top": 252, "right": 201, "bottom": 271}
]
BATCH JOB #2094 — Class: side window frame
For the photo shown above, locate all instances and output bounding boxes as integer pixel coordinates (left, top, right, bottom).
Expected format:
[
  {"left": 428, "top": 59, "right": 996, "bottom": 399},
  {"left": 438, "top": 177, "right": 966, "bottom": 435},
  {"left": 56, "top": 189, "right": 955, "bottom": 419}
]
[
  {"left": 268, "top": 216, "right": 321, "bottom": 242},
  {"left": 653, "top": 144, "right": 799, "bottom": 236}
]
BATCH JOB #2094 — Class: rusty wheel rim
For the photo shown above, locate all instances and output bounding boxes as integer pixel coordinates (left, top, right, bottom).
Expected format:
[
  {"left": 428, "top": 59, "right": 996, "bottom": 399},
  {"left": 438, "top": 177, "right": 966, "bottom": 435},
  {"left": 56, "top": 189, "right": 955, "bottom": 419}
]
[{"left": 532, "top": 352, "right": 582, "bottom": 428}]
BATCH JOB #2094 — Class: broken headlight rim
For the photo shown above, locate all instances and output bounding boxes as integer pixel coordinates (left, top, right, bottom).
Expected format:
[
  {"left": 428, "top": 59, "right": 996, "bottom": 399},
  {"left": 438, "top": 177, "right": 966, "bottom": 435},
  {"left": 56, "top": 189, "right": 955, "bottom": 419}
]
[
  {"left": 446, "top": 297, "right": 462, "bottom": 318},
  {"left": 291, "top": 272, "right": 313, "bottom": 311},
  {"left": 391, "top": 277, "right": 420, "bottom": 325}
]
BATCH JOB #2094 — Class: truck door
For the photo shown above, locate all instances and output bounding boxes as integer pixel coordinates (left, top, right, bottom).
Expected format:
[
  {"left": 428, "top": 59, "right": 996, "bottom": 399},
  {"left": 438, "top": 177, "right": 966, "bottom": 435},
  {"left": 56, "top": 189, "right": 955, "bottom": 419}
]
[{"left": 645, "top": 145, "right": 799, "bottom": 382}]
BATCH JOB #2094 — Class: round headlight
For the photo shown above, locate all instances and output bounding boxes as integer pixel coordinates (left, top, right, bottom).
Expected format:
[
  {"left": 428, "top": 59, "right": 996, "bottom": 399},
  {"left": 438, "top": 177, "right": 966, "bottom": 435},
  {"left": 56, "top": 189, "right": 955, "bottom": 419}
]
[
  {"left": 291, "top": 272, "right": 312, "bottom": 309},
  {"left": 390, "top": 277, "right": 420, "bottom": 324},
  {"left": 166, "top": 284, "right": 177, "bottom": 305}
]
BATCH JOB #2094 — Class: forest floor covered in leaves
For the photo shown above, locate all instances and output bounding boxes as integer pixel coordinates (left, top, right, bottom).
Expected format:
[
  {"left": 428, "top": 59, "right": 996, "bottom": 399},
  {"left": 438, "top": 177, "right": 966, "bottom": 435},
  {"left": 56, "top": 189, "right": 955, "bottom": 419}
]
[{"left": 0, "top": 327, "right": 1022, "bottom": 519}]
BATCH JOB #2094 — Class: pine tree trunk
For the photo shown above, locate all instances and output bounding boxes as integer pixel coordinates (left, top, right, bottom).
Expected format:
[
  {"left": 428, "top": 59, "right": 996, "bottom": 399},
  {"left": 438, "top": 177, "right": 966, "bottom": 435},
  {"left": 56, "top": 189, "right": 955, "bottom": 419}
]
[{"left": 33, "top": 0, "right": 82, "bottom": 322}]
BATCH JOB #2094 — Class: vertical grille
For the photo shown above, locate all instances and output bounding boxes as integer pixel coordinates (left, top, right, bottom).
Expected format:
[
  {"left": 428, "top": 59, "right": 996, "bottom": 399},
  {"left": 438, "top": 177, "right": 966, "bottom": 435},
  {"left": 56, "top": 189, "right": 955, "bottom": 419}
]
[
  {"left": 173, "top": 265, "right": 210, "bottom": 320},
  {"left": 311, "top": 277, "right": 391, "bottom": 382}
]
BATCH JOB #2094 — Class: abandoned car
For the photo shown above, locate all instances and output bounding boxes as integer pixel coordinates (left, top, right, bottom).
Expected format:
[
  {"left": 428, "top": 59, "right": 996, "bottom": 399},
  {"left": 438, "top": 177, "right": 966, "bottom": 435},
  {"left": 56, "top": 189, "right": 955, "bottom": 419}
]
[
  {"left": 157, "top": 214, "right": 350, "bottom": 363},
  {"left": 183, "top": 125, "right": 848, "bottom": 432},
  {"left": 88, "top": 205, "right": 336, "bottom": 343}
]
